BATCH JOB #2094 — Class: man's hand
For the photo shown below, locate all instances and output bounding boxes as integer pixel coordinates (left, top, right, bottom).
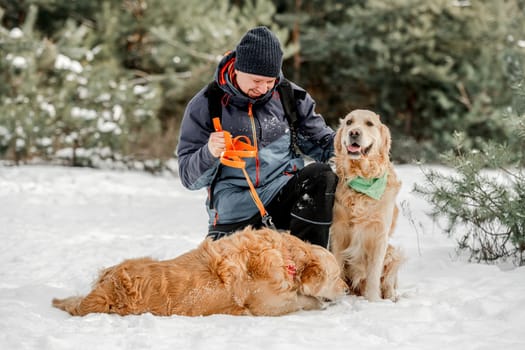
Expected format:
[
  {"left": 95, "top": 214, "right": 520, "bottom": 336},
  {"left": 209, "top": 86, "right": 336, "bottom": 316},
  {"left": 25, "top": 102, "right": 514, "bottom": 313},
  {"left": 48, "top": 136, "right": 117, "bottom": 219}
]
[{"left": 207, "top": 131, "right": 226, "bottom": 158}]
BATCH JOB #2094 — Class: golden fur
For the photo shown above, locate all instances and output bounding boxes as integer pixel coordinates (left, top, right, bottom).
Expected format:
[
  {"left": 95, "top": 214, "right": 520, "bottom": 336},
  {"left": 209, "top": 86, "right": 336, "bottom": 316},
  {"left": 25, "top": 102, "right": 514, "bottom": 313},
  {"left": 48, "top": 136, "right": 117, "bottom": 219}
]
[
  {"left": 53, "top": 227, "right": 348, "bottom": 317},
  {"left": 330, "top": 109, "right": 405, "bottom": 301}
]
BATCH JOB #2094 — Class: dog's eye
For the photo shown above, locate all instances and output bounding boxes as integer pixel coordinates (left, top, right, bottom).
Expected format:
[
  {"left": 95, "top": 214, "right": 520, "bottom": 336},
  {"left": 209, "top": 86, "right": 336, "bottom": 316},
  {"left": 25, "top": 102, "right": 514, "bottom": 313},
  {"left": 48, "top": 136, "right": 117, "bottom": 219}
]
[
  {"left": 346, "top": 119, "right": 353, "bottom": 126},
  {"left": 366, "top": 121, "right": 374, "bottom": 127}
]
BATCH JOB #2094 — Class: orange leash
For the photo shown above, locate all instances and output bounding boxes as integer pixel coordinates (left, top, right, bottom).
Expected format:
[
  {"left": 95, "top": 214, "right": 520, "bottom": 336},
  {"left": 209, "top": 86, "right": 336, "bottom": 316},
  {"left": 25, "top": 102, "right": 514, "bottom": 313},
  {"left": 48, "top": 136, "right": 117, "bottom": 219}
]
[{"left": 212, "top": 117, "right": 275, "bottom": 228}]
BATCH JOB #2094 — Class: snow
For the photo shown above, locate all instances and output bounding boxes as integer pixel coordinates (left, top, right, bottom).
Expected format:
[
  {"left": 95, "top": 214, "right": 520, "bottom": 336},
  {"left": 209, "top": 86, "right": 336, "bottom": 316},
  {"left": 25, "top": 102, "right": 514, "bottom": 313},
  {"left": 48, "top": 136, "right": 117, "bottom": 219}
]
[
  {"left": 0, "top": 164, "right": 524, "bottom": 350},
  {"left": 11, "top": 56, "right": 28, "bottom": 70},
  {"left": 54, "top": 54, "right": 83, "bottom": 74},
  {"left": 71, "top": 107, "right": 97, "bottom": 121},
  {"left": 9, "top": 28, "right": 24, "bottom": 39}
]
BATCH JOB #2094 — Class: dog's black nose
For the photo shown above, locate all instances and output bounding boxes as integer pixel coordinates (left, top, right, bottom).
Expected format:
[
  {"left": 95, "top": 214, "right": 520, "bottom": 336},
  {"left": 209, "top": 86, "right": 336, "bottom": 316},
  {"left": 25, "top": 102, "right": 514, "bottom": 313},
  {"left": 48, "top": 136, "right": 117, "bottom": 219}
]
[{"left": 349, "top": 128, "right": 361, "bottom": 140}]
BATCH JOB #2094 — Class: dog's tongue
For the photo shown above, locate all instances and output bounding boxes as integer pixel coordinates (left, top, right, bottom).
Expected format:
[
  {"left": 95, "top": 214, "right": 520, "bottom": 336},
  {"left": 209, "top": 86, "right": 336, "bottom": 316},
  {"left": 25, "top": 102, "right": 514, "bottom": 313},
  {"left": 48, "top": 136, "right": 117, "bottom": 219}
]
[{"left": 347, "top": 144, "right": 361, "bottom": 153}]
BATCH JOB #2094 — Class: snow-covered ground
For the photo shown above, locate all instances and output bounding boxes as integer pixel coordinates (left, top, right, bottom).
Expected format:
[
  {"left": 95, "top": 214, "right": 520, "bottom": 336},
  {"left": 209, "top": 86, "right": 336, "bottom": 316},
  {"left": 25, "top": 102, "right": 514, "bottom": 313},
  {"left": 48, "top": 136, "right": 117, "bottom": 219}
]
[{"left": 0, "top": 164, "right": 524, "bottom": 350}]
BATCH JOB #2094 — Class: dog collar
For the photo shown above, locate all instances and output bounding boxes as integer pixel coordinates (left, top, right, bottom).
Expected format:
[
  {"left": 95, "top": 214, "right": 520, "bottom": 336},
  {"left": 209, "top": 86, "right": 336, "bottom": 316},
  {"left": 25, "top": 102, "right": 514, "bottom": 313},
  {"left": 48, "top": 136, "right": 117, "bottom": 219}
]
[
  {"left": 346, "top": 171, "right": 388, "bottom": 200},
  {"left": 286, "top": 264, "right": 297, "bottom": 278}
]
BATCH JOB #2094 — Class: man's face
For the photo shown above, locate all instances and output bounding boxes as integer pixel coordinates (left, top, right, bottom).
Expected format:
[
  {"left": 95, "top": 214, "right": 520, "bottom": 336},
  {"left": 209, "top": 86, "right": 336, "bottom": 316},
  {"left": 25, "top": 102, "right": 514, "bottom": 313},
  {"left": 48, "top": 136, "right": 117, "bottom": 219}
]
[{"left": 235, "top": 70, "right": 277, "bottom": 98}]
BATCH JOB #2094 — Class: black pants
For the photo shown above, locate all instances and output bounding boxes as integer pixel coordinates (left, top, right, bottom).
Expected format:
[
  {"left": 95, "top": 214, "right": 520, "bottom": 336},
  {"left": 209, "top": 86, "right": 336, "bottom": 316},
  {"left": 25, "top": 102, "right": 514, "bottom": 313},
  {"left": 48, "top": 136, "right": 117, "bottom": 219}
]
[{"left": 207, "top": 163, "right": 338, "bottom": 247}]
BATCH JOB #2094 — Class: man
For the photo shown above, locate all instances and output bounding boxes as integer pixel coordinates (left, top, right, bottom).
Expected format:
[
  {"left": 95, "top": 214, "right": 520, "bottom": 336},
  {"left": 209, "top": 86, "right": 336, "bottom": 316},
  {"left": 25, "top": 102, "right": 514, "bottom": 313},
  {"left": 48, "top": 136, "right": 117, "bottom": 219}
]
[{"left": 177, "top": 26, "right": 337, "bottom": 247}]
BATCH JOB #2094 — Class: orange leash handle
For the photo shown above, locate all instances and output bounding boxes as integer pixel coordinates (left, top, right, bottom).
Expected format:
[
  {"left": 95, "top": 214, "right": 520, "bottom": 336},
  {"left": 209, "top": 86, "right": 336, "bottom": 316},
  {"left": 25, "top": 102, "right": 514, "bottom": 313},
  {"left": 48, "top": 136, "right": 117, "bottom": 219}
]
[
  {"left": 212, "top": 117, "right": 222, "bottom": 131},
  {"left": 219, "top": 153, "right": 245, "bottom": 168},
  {"left": 220, "top": 150, "right": 258, "bottom": 168},
  {"left": 212, "top": 117, "right": 232, "bottom": 150},
  {"left": 211, "top": 117, "right": 271, "bottom": 221}
]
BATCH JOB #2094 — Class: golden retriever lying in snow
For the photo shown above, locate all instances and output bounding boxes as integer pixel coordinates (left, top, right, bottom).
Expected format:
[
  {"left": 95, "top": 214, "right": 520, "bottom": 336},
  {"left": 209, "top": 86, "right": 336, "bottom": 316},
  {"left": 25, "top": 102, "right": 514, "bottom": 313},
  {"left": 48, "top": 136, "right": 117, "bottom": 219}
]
[
  {"left": 53, "top": 227, "right": 348, "bottom": 316},
  {"left": 330, "top": 109, "right": 404, "bottom": 301}
]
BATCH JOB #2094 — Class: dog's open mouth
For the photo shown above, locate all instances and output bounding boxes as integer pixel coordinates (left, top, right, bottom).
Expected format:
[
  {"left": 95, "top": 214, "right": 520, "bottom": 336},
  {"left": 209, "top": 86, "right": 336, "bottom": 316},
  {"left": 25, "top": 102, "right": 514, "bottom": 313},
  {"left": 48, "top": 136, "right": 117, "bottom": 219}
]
[{"left": 346, "top": 143, "right": 373, "bottom": 157}]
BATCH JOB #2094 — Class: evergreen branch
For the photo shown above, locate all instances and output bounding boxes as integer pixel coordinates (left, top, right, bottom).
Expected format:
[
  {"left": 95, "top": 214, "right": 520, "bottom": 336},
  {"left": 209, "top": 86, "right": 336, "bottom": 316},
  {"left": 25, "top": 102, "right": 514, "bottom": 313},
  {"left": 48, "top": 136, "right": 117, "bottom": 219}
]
[
  {"left": 455, "top": 81, "right": 472, "bottom": 110},
  {"left": 149, "top": 28, "right": 218, "bottom": 63}
]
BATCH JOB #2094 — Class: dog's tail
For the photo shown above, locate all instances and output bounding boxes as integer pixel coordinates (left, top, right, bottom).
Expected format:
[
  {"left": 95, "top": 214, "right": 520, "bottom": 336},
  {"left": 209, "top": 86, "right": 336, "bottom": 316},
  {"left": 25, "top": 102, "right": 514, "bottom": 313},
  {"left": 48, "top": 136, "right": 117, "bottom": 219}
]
[{"left": 52, "top": 296, "right": 85, "bottom": 316}]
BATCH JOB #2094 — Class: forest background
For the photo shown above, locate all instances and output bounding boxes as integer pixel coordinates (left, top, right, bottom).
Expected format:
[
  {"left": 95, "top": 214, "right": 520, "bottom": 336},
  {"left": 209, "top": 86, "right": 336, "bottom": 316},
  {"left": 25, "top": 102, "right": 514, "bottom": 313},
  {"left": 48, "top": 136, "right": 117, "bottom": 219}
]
[{"left": 1, "top": 0, "right": 524, "bottom": 170}]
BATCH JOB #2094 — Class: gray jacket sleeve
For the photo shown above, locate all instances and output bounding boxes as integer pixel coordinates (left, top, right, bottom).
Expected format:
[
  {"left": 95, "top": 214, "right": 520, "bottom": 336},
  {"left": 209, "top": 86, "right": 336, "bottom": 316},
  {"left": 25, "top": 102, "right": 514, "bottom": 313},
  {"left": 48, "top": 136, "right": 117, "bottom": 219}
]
[
  {"left": 176, "top": 91, "right": 221, "bottom": 190},
  {"left": 294, "top": 87, "right": 335, "bottom": 162}
]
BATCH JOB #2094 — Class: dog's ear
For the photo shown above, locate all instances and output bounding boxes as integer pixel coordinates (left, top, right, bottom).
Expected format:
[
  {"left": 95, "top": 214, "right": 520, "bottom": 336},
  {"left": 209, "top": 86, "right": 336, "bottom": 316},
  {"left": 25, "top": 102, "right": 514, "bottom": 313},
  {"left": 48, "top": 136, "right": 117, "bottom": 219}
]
[
  {"left": 334, "top": 118, "right": 345, "bottom": 155},
  {"left": 299, "top": 258, "right": 324, "bottom": 296},
  {"left": 378, "top": 118, "right": 392, "bottom": 158}
]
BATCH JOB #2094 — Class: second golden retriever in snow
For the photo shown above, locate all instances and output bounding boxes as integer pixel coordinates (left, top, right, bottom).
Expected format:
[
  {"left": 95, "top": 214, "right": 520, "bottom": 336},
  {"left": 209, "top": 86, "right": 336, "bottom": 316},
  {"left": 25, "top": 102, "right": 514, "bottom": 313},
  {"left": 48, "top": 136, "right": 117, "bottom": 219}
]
[
  {"left": 52, "top": 227, "right": 348, "bottom": 317},
  {"left": 330, "top": 109, "right": 404, "bottom": 301}
]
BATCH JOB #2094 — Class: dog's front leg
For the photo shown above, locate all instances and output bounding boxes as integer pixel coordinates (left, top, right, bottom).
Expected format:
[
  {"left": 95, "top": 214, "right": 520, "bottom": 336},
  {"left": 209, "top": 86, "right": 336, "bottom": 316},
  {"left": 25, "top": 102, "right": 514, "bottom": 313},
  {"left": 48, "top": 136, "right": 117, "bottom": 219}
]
[{"left": 364, "top": 237, "right": 388, "bottom": 302}]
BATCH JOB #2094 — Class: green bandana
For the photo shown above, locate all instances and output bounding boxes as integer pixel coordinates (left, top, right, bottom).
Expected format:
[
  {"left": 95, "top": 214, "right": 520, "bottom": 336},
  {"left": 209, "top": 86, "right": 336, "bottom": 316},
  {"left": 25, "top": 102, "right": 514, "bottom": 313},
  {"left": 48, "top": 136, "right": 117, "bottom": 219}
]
[{"left": 347, "top": 172, "right": 388, "bottom": 200}]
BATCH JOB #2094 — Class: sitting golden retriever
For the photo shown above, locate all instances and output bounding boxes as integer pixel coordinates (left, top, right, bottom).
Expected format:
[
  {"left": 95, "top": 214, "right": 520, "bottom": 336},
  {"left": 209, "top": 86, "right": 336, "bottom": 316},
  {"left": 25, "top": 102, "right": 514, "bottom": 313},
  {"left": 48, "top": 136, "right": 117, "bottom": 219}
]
[
  {"left": 330, "top": 109, "right": 404, "bottom": 302},
  {"left": 53, "top": 227, "right": 348, "bottom": 317}
]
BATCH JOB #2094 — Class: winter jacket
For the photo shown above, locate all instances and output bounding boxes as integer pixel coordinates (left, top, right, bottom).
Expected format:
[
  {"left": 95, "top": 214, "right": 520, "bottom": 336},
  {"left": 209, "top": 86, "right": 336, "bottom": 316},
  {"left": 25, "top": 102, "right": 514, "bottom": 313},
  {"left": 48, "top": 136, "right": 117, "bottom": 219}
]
[{"left": 177, "top": 51, "right": 335, "bottom": 226}]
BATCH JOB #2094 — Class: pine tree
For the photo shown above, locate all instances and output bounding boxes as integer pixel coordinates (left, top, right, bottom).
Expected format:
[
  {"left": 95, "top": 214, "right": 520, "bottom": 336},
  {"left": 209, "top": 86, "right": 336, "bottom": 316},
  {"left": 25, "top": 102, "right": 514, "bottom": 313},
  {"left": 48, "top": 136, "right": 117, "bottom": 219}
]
[
  {"left": 415, "top": 89, "right": 525, "bottom": 266},
  {"left": 294, "top": 0, "right": 525, "bottom": 162},
  {"left": 0, "top": 0, "right": 286, "bottom": 169},
  {"left": 413, "top": 5, "right": 525, "bottom": 265},
  {"left": 0, "top": 4, "right": 163, "bottom": 168}
]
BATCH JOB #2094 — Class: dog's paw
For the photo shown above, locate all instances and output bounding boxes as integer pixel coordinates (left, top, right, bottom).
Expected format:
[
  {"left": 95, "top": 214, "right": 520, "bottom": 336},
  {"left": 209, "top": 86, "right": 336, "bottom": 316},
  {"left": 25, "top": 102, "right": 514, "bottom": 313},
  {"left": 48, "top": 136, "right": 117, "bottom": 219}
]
[
  {"left": 297, "top": 295, "right": 323, "bottom": 310},
  {"left": 363, "top": 290, "right": 382, "bottom": 302}
]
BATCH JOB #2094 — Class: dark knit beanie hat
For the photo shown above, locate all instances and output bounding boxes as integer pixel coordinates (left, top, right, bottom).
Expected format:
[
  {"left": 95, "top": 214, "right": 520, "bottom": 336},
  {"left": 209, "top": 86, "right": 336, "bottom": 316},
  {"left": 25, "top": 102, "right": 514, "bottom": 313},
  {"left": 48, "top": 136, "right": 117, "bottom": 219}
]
[{"left": 234, "top": 26, "right": 283, "bottom": 78}]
